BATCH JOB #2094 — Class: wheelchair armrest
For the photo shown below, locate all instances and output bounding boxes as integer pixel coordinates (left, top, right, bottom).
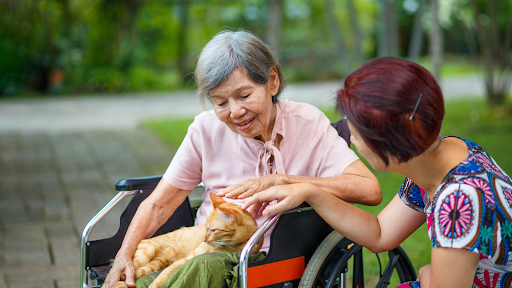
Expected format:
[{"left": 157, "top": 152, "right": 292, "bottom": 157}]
[{"left": 115, "top": 175, "right": 163, "bottom": 191}]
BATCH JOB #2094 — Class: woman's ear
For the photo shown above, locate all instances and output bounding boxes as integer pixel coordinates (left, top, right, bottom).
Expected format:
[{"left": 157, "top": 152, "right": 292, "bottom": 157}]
[{"left": 268, "top": 66, "right": 280, "bottom": 96}]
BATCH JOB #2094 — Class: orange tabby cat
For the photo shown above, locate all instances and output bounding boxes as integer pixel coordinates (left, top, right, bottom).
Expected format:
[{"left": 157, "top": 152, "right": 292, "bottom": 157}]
[{"left": 109, "top": 192, "right": 263, "bottom": 288}]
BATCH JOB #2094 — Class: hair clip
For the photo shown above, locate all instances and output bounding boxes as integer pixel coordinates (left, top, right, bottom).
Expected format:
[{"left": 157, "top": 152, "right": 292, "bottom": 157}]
[{"left": 409, "top": 94, "right": 422, "bottom": 120}]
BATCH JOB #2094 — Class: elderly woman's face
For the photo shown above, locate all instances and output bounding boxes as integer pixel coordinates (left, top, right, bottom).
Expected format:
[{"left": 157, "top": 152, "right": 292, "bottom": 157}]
[{"left": 210, "top": 68, "right": 280, "bottom": 142}]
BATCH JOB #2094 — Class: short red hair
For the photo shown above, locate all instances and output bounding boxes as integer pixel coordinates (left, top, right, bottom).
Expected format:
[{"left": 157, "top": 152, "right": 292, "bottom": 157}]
[{"left": 336, "top": 57, "right": 445, "bottom": 166}]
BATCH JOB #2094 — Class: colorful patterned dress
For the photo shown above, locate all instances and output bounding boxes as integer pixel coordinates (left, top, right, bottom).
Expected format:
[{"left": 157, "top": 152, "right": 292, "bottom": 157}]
[{"left": 396, "top": 137, "right": 512, "bottom": 288}]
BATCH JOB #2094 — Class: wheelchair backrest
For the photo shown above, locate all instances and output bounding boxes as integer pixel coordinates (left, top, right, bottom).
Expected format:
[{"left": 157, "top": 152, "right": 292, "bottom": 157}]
[{"left": 85, "top": 176, "right": 194, "bottom": 268}]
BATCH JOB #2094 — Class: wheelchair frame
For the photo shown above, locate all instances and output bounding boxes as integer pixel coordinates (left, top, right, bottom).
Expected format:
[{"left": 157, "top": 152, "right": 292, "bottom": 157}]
[
  {"left": 80, "top": 119, "right": 417, "bottom": 288},
  {"left": 81, "top": 175, "right": 417, "bottom": 288}
]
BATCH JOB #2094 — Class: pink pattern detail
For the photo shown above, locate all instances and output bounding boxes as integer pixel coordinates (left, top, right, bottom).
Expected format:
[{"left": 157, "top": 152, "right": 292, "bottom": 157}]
[
  {"left": 438, "top": 192, "right": 473, "bottom": 238},
  {"left": 427, "top": 210, "right": 433, "bottom": 241},
  {"left": 477, "top": 154, "right": 507, "bottom": 179},
  {"left": 463, "top": 178, "right": 495, "bottom": 208},
  {"left": 503, "top": 187, "right": 512, "bottom": 208},
  {"left": 474, "top": 270, "right": 500, "bottom": 288}
]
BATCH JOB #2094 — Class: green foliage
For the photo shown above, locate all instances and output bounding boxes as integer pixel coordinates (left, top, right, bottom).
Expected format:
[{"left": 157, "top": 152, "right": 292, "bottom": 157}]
[
  {"left": 1, "top": 0, "right": 387, "bottom": 96},
  {"left": 3, "top": 0, "right": 509, "bottom": 98},
  {"left": 0, "top": 0, "right": 66, "bottom": 94}
]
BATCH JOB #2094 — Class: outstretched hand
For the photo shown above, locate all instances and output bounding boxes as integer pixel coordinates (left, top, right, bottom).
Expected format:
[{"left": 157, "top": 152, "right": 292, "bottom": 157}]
[
  {"left": 242, "top": 183, "right": 316, "bottom": 218},
  {"left": 103, "top": 254, "right": 136, "bottom": 288},
  {"left": 218, "top": 174, "right": 289, "bottom": 199}
]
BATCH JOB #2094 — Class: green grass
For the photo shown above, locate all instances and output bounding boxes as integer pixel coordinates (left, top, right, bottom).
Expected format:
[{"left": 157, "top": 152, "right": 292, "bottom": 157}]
[
  {"left": 142, "top": 98, "right": 512, "bottom": 286},
  {"left": 416, "top": 55, "right": 482, "bottom": 77}
]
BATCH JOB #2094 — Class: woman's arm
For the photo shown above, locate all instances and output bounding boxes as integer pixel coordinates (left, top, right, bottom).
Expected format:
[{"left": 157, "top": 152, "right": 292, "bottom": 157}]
[
  {"left": 103, "top": 179, "right": 191, "bottom": 288},
  {"left": 426, "top": 248, "right": 478, "bottom": 288},
  {"left": 219, "top": 159, "right": 382, "bottom": 206},
  {"left": 243, "top": 184, "right": 425, "bottom": 253}
]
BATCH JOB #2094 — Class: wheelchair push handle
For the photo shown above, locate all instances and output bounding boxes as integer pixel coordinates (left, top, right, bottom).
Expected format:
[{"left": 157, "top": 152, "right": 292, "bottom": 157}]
[
  {"left": 239, "top": 213, "right": 282, "bottom": 288},
  {"left": 115, "top": 175, "right": 163, "bottom": 191}
]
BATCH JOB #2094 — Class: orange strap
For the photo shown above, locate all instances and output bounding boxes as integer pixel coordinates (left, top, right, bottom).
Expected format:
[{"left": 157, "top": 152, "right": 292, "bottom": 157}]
[{"left": 247, "top": 256, "right": 305, "bottom": 288}]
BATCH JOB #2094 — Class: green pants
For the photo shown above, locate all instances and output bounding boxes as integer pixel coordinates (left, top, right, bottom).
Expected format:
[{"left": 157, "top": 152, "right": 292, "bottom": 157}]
[{"left": 135, "top": 252, "right": 266, "bottom": 288}]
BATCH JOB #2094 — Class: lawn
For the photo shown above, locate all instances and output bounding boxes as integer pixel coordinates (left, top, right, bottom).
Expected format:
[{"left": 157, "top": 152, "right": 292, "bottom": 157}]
[{"left": 143, "top": 97, "right": 512, "bottom": 286}]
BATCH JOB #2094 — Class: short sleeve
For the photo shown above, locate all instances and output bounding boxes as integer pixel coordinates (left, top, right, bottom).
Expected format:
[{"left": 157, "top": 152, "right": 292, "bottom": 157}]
[
  {"left": 398, "top": 177, "right": 426, "bottom": 213},
  {"left": 431, "top": 182, "right": 483, "bottom": 253}
]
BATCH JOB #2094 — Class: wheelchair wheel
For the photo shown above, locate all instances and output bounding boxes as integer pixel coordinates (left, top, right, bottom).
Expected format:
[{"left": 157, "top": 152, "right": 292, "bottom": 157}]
[{"left": 299, "top": 231, "right": 417, "bottom": 288}]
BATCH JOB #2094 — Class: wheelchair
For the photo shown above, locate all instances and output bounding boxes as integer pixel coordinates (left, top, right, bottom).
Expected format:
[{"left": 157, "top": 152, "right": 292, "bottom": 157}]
[{"left": 80, "top": 119, "right": 418, "bottom": 288}]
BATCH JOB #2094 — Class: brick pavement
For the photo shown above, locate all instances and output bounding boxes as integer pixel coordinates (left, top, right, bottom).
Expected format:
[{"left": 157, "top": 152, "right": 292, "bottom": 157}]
[{"left": 0, "top": 129, "right": 176, "bottom": 288}]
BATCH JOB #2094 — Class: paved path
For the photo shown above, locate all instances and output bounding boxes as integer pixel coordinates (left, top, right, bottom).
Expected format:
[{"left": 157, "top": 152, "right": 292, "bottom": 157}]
[
  {"left": 0, "top": 75, "right": 486, "bottom": 133},
  {"left": 0, "top": 130, "right": 175, "bottom": 288},
  {"left": 0, "top": 75, "right": 491, "bottom": 288}
]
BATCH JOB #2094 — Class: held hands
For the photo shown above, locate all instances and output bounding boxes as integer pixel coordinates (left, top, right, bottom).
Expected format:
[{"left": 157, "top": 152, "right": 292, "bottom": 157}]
[
  {"left": 218, "top": 174, "right": 290, "bottom": 199},
  {"left": 241, "top": 183, "right": 315, "bottom": 218},
  {"left": 103, "top": 254, "right": 136, "bottom": 288}
]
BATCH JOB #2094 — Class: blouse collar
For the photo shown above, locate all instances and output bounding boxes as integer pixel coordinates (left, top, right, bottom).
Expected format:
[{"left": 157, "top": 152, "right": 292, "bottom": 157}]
[{"left": 254, "top": 100, "right": 287, "bottom": 177}]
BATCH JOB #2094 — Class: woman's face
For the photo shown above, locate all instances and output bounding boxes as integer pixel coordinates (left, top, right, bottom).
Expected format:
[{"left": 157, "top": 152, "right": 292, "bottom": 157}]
[
  {"left": 210, "top": 68, "right": 280, "bottom": 142},
  {"left": 347, "top": 120, "right": 389, "bottom": 171}
]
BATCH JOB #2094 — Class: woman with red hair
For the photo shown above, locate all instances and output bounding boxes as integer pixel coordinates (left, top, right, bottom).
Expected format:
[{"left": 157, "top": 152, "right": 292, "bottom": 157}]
[{"left": 244, "top": 57, "right": 512, "bottom": 287}]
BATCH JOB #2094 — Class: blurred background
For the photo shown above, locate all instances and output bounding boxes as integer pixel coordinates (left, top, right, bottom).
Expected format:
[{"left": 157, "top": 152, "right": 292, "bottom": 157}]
[
  {"left": 0, "top": 0, "right": 511, "bottom": 287},
  {"left": 0, "top": 0, "right": 510, "bottom": 106}
]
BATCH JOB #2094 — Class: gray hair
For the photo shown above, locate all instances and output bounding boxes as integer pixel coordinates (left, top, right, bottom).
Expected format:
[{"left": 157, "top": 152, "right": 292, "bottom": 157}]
[{"left": 194, "top": 30, "right": 286, "bottom": 104}]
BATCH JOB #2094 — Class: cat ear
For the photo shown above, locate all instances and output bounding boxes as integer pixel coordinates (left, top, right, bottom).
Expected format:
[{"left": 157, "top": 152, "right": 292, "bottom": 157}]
[
  {"left": 218, "top": 206, "right": 240, "bottom": 224},
  {"left": 209, "top": 192, "right": 226, "bottom": 209}
]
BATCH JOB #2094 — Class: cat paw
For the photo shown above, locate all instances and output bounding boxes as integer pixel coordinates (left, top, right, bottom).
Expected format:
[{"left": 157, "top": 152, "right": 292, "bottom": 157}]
[
  {"left": 112, "top": 281, "right": 129, "bottom": 288},
  {"left": 148, "top": 282, "right": 163, "bottom": 288},
  {"left": 147, "top": 277, "right": 168, "bottom": 288}
]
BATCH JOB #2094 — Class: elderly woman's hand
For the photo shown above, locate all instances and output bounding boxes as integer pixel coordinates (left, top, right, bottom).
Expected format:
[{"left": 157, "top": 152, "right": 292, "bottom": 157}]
[
  {"left": 241, "top": 183, "right": 316, "bottom": 217},
  {"left": 103, "top": 254, "right": 136, "bottom": 288},
  {"left": 218, "top": 174, "right": 290, "bottom": 199}
]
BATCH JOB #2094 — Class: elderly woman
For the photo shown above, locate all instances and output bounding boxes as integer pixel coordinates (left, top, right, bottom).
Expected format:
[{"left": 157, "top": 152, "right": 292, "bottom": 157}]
[
  {"left": 103, "top": 31, "right": 381, "bottom": 288},
  {"left": 244, "top": 57, "right": 512, "bottom": 287}
]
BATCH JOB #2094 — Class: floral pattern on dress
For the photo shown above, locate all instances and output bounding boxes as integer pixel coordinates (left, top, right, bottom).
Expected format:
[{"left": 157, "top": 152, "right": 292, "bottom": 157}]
[
  {"left": 398, "top": 136, "right": 512, "bottom": 288},
  {"left": 438, "top": 190, "right": 474, "bottom": 240},
  {"left": 463, "top": 177, "right": 495, "bottom": 209}
]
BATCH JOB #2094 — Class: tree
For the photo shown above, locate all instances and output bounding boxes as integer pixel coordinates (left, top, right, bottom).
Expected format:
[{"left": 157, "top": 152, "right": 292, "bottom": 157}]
[
  {"left": 265, "top": 0, "right": 283, "bottom": 49},
  {"left": 407, "top": 0, "right": 427, "bottom": 61},
  {"left": 346, "top": 0, "right": 365, "bottom": 66},
  {"left": 430, "top": 0, "right": 442, "bottom": 80},
  {"left": 469, "top": 0, "right": 512, "bottom": 106},
  {"left": 378, "top": 0, "right": 399, "bottom": 57},
  {"left": 325, "top": 0, "right": 351, "bottom": 75},
  {"left": 176, "top": 0, "right": 190, "bottom": 80}
]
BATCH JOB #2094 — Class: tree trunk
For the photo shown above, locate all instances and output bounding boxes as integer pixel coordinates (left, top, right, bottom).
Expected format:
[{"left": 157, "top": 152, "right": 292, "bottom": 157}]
[
  {"left": 429, "top": 0, "right": 442, "bottom": 81},
  {"left": 457, "top": 17, "right": 478, "bottom": 58},
  {"left": 176, "top": 0, "right": 190, "bottom": 80},
  {"left": 346, "top": 0, "right": 364, "bottom": 66},
  {"left": 469, "top": 0, "right": 512, "bottom": 106},
  {"left": 325, "top": 0, "right": 351, "bottom": 75},
  {"left": 265, "top": 0, "right": 283, "bottom": 50},
  {"left": 378, "top": 0, "right": 398, "bottom": 57},
  {"left": 407, "top": 0, "right": 426, "bottom": 61}
]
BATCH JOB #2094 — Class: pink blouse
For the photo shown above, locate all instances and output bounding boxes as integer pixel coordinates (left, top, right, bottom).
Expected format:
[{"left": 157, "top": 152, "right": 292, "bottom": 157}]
[{"left": 163, "top": 99, "right": 359, "bottom": 251}]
